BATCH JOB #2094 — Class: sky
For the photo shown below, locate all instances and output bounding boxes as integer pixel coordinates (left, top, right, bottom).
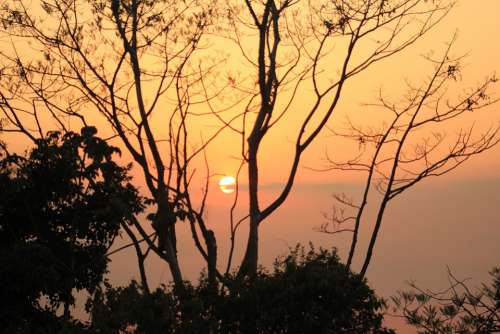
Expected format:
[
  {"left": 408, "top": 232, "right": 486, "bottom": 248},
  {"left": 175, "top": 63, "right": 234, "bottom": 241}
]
[
  {"left": 106, "top": 2, "right": 500, "bottom": 332},
  {"left": 2, "top": 0, "right": 500, "bottom": 332}
]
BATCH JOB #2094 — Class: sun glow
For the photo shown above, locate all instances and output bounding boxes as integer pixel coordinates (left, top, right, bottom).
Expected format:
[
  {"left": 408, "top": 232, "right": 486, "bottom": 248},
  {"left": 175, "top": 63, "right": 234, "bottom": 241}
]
[{"left": 218, "top": 176, "right": 236, "bottom": 194}]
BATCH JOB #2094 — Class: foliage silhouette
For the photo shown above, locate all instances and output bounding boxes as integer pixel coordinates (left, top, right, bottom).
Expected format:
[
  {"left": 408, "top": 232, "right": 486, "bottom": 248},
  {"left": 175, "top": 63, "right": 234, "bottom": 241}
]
[
  {"left": 0, "top": 127, "right": 144, "bottom": 332},
  {"left": 87, "top": 245, "right": 395, "bottom": 334},
  {"left": 393, "top": 268, "right": 500, "bottom": 334}
]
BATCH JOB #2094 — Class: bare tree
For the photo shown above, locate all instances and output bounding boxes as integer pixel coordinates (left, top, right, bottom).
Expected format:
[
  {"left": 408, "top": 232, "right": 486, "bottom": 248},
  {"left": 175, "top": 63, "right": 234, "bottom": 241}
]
[
  {"left": 0, "top": 0, "right": 228, "bottom": 290},
  {"left": 319, "top": 38, "right": 498, "bottom": 278},
  {"left": 227, "top": 0, "right": 457, "bottom": 276},
  {"left": 0, "top": 0, "right": 481, "bottom": 287}
]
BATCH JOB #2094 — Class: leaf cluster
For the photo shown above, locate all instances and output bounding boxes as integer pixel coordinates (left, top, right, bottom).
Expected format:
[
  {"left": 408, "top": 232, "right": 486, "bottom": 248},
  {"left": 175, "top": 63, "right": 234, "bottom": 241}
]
[{"left": 0, "top": 127, "right": 144, "bottom": 332}]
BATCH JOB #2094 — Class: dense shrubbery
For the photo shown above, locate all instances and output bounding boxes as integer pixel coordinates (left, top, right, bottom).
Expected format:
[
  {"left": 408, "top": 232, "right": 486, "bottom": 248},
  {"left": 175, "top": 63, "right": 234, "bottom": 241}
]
[{"left": 87, "top": 246, "right": 394, "bottom": 334}]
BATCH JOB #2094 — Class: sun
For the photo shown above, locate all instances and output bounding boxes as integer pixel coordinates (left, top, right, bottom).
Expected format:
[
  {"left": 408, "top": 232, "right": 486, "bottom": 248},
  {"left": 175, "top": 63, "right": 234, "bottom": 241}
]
[{"left": 219, "top": 176, "right": 236, "bottom": 194}]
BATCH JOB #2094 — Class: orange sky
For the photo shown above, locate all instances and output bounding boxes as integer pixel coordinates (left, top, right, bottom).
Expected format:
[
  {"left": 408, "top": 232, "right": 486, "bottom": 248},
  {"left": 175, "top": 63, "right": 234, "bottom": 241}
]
[
  {"left": 2, "top": 1, "right": 499, "bottom": 332},
  {"left": 107, "top": 3, "right": 500, "bottom": 333}
]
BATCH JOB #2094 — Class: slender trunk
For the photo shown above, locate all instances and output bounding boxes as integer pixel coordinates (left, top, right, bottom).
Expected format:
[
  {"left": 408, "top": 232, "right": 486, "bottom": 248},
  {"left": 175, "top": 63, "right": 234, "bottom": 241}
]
[
  {"left": 122, "top": 223, "right": 150, "bottom": 293},
  {"left": 137, "top": 254, "right": 150, "bottom": 293},
  {"left": 206, "top": 230, "right": 218, "bottom": 289},
  {"left": 239, "top": 218, "right": 259, "bottom": 277},
  {"left": 360, "top": 197, "right": 389, "bottom": 278},
  {"left": 346, "top": 201, "right": 365, "bottom": 270},
  {"left": 238, "top": 140, "right": 260, "bottom": 277},
  {"left": 186, "top": 213, "right": 219, "bottom": 290},
  {"left": 155, "top": 198, "right": 183, "bottom": 286},
  {"left": 167, "top": 247, "right": 183, "bottom": 285},
  {"left": 161, "top": 229, "right": 183, "bottom": 286}
]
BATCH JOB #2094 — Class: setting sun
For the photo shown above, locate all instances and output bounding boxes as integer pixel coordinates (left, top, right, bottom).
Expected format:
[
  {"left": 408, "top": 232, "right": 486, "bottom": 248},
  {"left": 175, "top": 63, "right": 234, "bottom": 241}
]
[{"left": 218, "top": 176, "right": 236, "bottom": 194}]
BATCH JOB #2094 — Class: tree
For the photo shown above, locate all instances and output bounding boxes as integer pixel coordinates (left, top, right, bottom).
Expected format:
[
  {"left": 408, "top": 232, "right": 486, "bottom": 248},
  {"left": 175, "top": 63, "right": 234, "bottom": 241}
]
[
  {"left": 317, "top": 39, "right": 498, "bottom": 277},
  {"left": 226, "top": 0, "right": 459, "bottom": 277},
  {"left": 1, "top": 0, "right": 221, "bottom": 289},
  {"left": 392, "top": 267, "right": 500, "bottom": 333},
  {"left": 0, "top": 127, "right": 143, "bottom": 331},
  {"left": 0, "top": 0, "right": 495, "bottom": 287}
]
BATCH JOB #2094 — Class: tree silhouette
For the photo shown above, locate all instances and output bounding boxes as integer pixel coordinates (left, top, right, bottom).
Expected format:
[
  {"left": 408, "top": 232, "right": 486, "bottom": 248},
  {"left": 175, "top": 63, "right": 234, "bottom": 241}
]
[
  {"left": 0, "top": 0, "right": 221, "bottom": 289},
  {"left": 0, "top": 0, "right": 496, "bottom": 287},
  {"left": 219, "top": 0, "right": 461, "bottom": 277},
  {"left": 317, "top": 39, "right": 498, "bottom": 277},
  {"left": 0, "top": 127, "right": 143, "bottom": 331}
]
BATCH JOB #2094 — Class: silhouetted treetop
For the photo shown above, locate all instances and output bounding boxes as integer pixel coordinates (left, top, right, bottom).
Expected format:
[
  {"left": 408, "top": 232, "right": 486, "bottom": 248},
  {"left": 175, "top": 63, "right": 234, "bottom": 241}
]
[{"left": 0, "top": 127, "right": 144, "bottom": 331}]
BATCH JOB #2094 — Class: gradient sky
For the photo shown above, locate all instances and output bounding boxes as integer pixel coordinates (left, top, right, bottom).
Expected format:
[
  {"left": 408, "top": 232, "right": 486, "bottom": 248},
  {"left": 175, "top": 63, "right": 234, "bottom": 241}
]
[
  {"left": 2, "top": 1, "right": 500, "bottom": 333},
  {"left": 107, "top": 2, "right": 500, "bottom": 333}
]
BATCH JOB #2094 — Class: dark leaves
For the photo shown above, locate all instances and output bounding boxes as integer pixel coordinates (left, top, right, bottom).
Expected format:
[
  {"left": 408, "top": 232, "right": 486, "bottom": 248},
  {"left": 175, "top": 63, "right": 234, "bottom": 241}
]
[{"left": 0, "top": 128, "right": 144, "bottom": 330}]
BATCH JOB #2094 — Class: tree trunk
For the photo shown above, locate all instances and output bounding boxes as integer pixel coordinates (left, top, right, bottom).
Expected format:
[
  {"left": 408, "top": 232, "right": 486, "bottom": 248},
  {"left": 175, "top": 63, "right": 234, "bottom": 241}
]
[
  {"left": 155, "top": 198, "right": 183, "bottom": 287},
  {"left": 238, "top": 140, "right": 260, "bottom": 278},
  {"left": 137, "top": 254, "right": 150, "bottom": 293},
  {"left": 206, "top": 230, "right": 218, "bottom": 289},
  {"left": 122, "top": 222, "right": 150, "bottom": 293},
  {"left": 238, "top": 217, "right": 259, "bottom": 277},
  {"left": 360, "top": 198, "right": 389, "bottom": 278}
]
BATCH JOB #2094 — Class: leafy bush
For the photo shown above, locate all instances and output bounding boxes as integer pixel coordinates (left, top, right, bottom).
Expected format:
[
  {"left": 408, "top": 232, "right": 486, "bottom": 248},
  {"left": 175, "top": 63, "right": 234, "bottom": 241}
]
[{"left": 88, "top": 245, "right": 394, "bottom": 334}]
